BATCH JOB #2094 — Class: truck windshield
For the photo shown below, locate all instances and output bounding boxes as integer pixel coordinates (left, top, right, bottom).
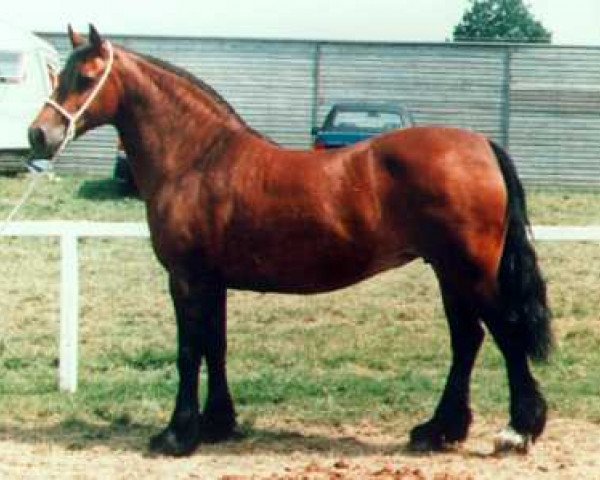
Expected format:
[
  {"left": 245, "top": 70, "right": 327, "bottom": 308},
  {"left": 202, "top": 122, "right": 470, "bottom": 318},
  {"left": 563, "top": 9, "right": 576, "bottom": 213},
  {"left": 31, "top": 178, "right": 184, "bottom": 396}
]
[
  {"left": 0, "top": 51, "right": 24, "bottom": 83},
  {"left": 332, "top": 110, "right": 404, "bottom": 131}
]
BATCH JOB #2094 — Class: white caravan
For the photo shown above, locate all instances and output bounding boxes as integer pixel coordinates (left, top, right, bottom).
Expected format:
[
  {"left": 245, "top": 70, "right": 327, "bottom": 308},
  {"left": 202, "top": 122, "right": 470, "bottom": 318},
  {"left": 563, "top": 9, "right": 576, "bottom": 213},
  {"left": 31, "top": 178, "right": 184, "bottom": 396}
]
[{"left": 0, "top": 21, "right": 59, "bottom": 171}]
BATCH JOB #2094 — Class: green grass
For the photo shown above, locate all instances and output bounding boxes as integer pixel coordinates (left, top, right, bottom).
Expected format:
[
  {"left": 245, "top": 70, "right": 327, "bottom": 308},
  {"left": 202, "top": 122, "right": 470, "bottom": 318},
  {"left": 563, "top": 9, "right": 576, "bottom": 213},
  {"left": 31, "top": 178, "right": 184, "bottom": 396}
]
[
  {"left": 1, "top": 174, "right": 600, "bottom": 449},
  {"left": 0, "top": 174, "right": 145, "bottom": 221},
  {"left": 527, "top": 187, "right": 600, "bottom": 225}
]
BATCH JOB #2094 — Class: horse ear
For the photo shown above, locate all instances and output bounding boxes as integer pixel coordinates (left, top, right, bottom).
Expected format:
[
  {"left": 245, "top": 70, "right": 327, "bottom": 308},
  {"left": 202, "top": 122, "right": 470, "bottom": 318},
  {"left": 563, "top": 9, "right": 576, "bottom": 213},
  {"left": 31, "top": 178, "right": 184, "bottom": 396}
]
[
  {"left": 68, "top": 24, "right": 85, "bottom": 49},
  {"left": 88, "top": 24, "right": 104, "bottom": 51}
]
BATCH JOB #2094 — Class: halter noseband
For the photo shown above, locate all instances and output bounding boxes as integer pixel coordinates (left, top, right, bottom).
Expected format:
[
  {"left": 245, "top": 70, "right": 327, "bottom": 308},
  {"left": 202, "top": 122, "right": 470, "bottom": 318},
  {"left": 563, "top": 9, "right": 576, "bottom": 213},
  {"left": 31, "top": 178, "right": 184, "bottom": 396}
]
[{"left": 44, "top": 41, "right": 115, "bottom": 160}]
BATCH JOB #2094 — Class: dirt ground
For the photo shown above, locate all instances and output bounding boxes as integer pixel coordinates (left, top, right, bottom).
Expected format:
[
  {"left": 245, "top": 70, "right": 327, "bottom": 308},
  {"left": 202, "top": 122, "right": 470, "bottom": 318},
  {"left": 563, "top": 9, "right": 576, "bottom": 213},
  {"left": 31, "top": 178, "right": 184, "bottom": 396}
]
[{"left": 0, "top": 418, "right": 599, "bottom": 480}]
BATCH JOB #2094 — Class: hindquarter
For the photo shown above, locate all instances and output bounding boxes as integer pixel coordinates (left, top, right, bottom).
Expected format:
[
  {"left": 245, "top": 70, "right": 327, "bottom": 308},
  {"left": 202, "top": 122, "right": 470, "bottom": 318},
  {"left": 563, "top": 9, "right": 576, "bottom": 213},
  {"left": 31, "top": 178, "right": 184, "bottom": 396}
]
[{"left": 373, "top": 127, "right": 508, "bottom": 293}]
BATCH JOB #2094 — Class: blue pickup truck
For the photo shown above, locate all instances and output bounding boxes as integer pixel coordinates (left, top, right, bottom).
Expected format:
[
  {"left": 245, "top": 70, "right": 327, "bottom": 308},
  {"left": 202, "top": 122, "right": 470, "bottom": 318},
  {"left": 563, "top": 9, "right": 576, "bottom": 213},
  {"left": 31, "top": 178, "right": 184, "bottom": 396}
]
[{"left": 312, "top": 102, "right": 414, "bottom": 149}]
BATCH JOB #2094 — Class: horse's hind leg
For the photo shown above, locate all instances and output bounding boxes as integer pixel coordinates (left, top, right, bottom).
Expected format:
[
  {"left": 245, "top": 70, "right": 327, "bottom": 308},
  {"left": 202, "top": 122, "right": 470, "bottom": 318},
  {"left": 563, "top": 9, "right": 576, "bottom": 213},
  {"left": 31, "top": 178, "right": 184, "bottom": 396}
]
[
  {"left": 483, "top": 309, "right": 547, "bottom": 453},
  {"left": 410, "top": 279, "right": 484, "bottom": 451}
]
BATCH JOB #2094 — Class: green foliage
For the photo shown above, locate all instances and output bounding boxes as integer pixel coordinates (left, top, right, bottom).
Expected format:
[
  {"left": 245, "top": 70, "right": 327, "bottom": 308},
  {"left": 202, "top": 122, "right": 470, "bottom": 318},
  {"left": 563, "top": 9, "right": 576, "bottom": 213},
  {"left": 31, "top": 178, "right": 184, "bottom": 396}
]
[{"left": 453, "top": 0, "right": 551, "bottom": 43}]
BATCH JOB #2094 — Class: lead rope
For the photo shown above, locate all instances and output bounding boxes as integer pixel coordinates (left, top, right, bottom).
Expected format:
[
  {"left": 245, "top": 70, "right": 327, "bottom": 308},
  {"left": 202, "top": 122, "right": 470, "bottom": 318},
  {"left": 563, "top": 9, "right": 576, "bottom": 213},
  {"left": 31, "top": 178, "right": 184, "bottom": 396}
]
[{"left": 0, "top": 42, "right": 115, "bottom": 236}]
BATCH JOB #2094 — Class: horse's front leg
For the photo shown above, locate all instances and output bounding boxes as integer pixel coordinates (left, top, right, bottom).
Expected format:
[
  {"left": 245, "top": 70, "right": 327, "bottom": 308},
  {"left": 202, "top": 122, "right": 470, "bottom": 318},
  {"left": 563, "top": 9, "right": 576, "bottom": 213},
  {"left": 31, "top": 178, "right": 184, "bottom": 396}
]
[{"left": 149, "top": 275, "right": 235, "bottom": 456}]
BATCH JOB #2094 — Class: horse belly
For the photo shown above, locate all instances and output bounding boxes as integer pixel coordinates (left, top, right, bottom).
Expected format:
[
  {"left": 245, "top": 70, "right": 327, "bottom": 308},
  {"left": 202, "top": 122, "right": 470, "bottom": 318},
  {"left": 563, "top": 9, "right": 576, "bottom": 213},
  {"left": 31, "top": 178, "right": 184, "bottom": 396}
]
[{"left": 219, "top": 233, "right": 416, "bottom": 294}]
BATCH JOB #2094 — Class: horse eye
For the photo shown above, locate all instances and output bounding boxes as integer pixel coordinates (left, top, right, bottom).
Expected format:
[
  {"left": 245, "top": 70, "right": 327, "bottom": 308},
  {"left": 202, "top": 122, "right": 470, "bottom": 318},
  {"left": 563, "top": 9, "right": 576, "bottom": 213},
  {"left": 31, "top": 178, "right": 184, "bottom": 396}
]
[{"left": 75, "top": 73, "right": 94, "bottom": 91}]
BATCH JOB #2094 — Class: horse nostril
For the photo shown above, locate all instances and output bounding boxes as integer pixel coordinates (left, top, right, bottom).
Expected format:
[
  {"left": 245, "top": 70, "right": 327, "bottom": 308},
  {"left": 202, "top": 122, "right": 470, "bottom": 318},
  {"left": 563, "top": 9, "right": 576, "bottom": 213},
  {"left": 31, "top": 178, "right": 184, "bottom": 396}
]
[{"left": 28, "top": 126, "right": 47, "bottom": 151}]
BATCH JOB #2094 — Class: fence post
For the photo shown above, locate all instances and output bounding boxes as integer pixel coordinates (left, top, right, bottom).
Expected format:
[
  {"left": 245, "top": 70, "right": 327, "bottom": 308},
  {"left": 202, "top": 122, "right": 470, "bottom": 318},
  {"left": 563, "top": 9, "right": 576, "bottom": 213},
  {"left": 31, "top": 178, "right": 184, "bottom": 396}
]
[
  {"left": 311, "top": 42, "right": 322, "bottom": 133},
  {"left": 59, "top": 232, "right": 78, "bottom": 393},
  {"left": 501, "top": 48, "right": 512, "bottom": 149}
]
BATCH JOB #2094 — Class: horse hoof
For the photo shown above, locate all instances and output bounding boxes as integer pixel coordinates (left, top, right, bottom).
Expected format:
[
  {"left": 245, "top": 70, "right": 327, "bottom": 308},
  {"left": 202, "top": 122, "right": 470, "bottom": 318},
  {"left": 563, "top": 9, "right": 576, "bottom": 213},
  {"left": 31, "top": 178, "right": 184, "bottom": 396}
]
[
  {"left": 409, "top": 423, "right": 446, "bottom": 452},
  {"left": 148, "top": 428, "right": 200, "bottom": 457},
  {"left": 409, "top": 438, "right": 444, "bottom": 452},
  {"left": 198, "top": 413, "right": 240, "bottom": 443},
  {"left": 493, "top": 426, "right": 531, "bottom": 455}
]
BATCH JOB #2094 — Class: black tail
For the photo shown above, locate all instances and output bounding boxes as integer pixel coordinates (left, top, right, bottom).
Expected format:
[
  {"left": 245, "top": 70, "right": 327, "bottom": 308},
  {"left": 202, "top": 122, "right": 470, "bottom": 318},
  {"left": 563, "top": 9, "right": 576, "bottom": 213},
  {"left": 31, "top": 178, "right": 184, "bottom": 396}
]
[{"left": 489, "top": 141, "right": 553, "bottom": 362}]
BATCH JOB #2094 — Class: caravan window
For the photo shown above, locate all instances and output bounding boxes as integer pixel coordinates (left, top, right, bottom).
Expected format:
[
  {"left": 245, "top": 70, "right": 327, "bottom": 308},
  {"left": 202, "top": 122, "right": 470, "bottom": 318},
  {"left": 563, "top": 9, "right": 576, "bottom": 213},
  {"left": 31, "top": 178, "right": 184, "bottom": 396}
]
[{"left": 0, "top": 51, "right": 24, "bottom": 83}]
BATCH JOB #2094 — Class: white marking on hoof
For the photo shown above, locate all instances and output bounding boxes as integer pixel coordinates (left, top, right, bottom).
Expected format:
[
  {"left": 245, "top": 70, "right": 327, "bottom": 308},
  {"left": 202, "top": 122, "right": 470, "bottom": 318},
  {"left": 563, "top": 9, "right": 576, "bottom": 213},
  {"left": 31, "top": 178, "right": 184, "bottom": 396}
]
[{"left": 493, "top": 426, "right": 531, "bottom": 454}]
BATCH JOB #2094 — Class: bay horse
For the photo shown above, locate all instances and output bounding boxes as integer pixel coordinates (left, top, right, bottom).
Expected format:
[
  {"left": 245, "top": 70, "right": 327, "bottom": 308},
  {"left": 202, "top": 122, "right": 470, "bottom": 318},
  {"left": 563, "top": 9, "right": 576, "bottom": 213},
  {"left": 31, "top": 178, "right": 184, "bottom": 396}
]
[{"left": 28, "top": 25, "right": 552, "bottom": 456}]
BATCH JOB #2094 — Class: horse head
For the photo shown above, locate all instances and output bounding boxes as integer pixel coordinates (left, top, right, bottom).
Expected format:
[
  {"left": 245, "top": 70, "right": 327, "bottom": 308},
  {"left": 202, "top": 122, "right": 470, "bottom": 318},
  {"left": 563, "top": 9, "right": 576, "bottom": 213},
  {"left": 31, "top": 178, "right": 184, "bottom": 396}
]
[{"left": 28, "top": 25, "right": 119, "bottom": 160}]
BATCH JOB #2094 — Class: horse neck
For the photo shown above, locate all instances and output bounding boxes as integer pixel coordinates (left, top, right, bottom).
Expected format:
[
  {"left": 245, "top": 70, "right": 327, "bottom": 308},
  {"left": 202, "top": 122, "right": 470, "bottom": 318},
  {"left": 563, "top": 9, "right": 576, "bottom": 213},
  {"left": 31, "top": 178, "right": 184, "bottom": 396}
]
[{"left": 113, "top": 52, "right": 250, "bottom": 195}]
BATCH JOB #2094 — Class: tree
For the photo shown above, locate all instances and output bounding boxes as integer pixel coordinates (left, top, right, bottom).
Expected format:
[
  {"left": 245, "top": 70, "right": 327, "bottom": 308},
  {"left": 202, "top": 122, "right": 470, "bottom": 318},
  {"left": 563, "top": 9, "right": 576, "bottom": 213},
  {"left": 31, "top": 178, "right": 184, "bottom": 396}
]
[{"left": 453, "top": 0, "right": 552, "bottom": 43}]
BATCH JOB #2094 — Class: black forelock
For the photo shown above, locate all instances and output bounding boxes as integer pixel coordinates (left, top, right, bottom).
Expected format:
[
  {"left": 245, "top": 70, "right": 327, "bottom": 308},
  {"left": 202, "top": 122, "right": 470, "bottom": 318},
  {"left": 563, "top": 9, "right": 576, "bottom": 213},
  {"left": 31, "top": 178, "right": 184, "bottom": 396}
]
[{"left": 56, "top": 44, "right": 101, "bottom": 101}]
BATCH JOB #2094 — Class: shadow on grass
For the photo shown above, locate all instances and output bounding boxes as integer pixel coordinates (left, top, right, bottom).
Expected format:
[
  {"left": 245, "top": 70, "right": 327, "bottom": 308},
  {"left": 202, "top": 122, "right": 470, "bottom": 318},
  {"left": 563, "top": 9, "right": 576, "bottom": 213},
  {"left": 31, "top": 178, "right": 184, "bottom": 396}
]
[
  {"left": 219, "top": 423, "right": 407, "bottom": 457},
  {"left": 0, "top": 418, "right": 410, "bottom": 457},
  {"left": 0, "top": 418, "right": 155, "bottom": 453},
  {"left": 77, "top": 178, "right": 137, "bottom": 201}
]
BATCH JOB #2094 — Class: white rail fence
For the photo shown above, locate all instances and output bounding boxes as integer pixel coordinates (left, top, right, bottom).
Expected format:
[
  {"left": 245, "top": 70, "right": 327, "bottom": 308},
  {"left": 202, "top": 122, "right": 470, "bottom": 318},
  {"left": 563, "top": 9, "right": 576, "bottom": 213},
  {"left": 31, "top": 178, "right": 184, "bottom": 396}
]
[
  {"left": 1, "top": 221, "right": 599, "bottom": 393},
  {"left": 1, "top": 222, "right": 148, "bottom": 393}
]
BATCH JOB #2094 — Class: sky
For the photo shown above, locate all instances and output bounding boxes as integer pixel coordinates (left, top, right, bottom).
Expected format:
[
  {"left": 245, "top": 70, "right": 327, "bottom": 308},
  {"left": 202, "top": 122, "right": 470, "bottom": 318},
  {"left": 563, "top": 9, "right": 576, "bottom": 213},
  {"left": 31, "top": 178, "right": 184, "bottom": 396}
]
[{"left": 2, "top": 0, "right": 600, "bottom": 46}]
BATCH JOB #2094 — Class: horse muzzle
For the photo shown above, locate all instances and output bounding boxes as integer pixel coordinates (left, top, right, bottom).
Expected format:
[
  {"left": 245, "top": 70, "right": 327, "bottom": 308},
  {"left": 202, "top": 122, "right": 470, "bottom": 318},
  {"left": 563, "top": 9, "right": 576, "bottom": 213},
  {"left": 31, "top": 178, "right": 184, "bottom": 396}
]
[{"left": 27, "top": 124, "right": 67, "bottom": 160}]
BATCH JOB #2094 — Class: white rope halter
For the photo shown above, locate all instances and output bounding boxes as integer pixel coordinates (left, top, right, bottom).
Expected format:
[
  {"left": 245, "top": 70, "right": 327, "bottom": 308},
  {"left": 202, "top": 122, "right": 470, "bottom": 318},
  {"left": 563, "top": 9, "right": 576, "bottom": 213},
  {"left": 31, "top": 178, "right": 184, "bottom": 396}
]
[{"left": 44, "top": 41, "right": 115, "bottom": 160}]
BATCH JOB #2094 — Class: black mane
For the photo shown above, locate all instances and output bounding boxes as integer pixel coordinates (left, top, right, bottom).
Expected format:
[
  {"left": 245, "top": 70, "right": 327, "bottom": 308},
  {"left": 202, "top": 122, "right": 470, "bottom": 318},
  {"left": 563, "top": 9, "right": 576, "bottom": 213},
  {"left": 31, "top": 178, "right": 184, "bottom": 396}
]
[
  {"left": 128, "top": 47, "right": 276, "bottom": 144},
  {"left": 136, "top": 51, "right": 239, "bottom": 118}
]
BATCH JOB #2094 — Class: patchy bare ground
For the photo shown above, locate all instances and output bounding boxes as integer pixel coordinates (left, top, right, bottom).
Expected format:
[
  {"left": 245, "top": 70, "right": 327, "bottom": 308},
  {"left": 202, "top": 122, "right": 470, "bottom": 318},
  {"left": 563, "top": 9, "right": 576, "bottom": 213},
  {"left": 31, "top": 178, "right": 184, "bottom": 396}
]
[{"left": 0, "top": 418, "right": 598, "bottom": 479}]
